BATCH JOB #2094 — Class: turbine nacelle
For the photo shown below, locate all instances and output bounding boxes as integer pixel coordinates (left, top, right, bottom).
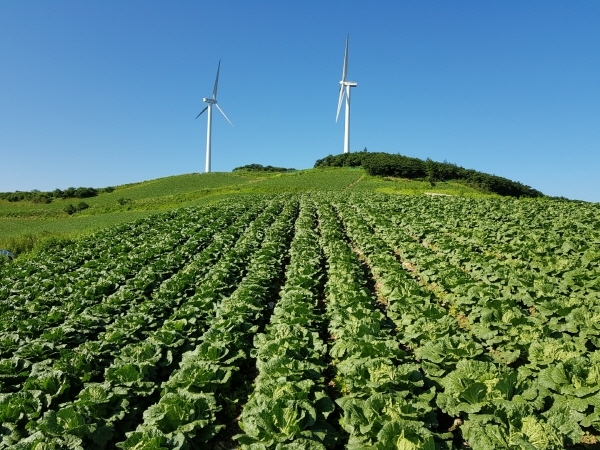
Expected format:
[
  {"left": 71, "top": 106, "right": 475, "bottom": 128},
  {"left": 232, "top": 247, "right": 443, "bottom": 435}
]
[
  {"left": 203, "top": 98, "right": 217, "bottom": 104},
  {"left": 341, "top": 81, "right": 357, "bottom": 87}
]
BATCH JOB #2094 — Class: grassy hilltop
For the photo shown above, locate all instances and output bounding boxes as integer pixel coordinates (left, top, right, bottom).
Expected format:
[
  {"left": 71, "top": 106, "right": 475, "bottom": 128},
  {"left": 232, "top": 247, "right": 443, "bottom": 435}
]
[{"left": 0, "top": 167, "right": 491, "bottom": 256}]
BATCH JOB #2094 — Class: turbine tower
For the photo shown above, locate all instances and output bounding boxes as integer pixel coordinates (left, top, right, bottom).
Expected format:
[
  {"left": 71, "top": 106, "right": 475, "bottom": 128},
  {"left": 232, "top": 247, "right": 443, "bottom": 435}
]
[
  {"left": 336, "top": 35, "right": 357, "bottom": 154},
  {"left": 196, "top": 60, "right": 233, "bottom": 173}
]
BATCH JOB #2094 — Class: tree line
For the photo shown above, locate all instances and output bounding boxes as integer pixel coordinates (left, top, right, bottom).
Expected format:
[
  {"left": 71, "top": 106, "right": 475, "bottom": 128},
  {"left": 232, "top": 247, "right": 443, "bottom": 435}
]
[
  {"left": 315, "top": 151, "right": 543, "bottom": 198},
  {"left": 0, "top": 186, "right": 114, "bottom": 204},
  {"left": 233, "top": 164, "right": 296, "bottom": 173}
]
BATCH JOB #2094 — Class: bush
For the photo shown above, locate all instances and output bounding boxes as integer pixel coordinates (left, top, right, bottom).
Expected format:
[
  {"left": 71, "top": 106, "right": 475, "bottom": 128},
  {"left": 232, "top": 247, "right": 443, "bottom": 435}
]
[
  {"left": 52, "top": 189, "right": 66, "bottom": 199},
  {"left": 6, "top": 192, "right": 26, "bottom": 202},
  {"left": 314, "top": 150, "right": 370, "bottom": 168},
  {"left": 1, "top": 185, "right": 101, "bottom": 203},
  {"left": 31, "top": 193, "right": 53, "bottom": 204},
  {"left": 55, "top": 186, "right": 97, "bottom": 199},
  {"left": 64, "top": 202, "right": 89, "bottom": 215},
  {"left": 362, "top": 153, "right": 425, "bottom": 178},
  {"left": 75, "top": 187, "right": 98, "bottom": 198},
  {"left": 64, "top": 204, "right": 77, "bottom": 215},
  {"left": 233, "top": 164, "right": 296, "bottom": 172}
]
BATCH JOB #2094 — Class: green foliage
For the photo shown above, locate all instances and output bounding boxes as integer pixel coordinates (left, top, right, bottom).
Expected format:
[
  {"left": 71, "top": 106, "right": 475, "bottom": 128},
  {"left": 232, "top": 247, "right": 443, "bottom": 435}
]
[
  {"left": 57, "top": 187, "right": 98, "bottom": 199},
  {"left": 64, "top": 202, "right": 89, "bottom": 215},
  {"left": 315, "top": 152, "right": 543, "bottom": 198},
  {"left": 30, "top": 193, "right": 53, "bottom": 204},
  {"left": 0, "top": 187, "right": 100, "bottom": 203},
  {"left": 63, "top": 204, "right": 77, "bottom": 215},
  {"left": 235, "top": 199, "right": 337, "bottom": 449},
  {"left": 233, "top": 163, "right": 296, "bottom": 172},
  {"left": 314, "top": 150, "right": 371, "bottom": 169},
  {"left": 425, "top": 158, "right": 436, "bottom": 187}
]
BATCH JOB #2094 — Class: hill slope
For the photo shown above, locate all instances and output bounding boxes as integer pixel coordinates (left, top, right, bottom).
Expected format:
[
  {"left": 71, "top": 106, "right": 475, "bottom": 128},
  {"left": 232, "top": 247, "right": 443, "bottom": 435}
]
[
  {"left": 315, "top": 152, "right": 543, "bottom": 198},
  {"left": 0, "top": 168, "right": 491, "bottom": 255}
]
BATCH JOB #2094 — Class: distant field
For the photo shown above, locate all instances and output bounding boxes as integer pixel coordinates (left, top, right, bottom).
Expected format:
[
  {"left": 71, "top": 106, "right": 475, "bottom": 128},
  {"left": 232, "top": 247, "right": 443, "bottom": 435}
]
[{"left": 0, "top": 168, "right": 492, "bottom": 256}]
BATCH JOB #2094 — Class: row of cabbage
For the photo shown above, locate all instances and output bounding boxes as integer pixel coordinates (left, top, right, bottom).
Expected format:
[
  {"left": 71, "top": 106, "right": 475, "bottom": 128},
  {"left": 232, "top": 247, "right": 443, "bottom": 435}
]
[
  {"left": 231, "top": 193, "right": 600, "bottom": 449},
  {"left": 0, "top": 204, "right": 248, "bottom": 364},
  {"left": 315, "top": 198, "right": 449, "bottom": 449},
  {"left": 352, "top": 195, "right": 600, "bottom": 359},
  {"left": 376, "top": 194, "right": 600, "bottom": 302},
  {"left": 2, "top": 192, "right": 599, "bottom": 449},
  {"left": 234, "top": 198, "right": 335, "bottom": 448},
  {"left": 0, "top": 203, "right": 259, "bottom": 362},
  {"left": 333, "top": 194, "right": 600, "bottom": 448},
  {"left": 0, "top": 207, "right": 217, "bottom": 311},
  {"left": 116, "top": 198, "right": 299, "bottom": 448},
  {"left": 1, "top": 197, "right": 294, "bottom": 448}
]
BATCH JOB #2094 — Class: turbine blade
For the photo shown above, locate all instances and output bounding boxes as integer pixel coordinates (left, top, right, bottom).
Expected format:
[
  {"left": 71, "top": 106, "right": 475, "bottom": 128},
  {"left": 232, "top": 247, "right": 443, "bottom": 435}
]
[
  {"left": 213, "top": 60, "right": 221, "bottom": 99},
  {"left": 195, "top": 106, "right": 208, "bottom": 119},
  {"left": 336, "top": 85, "right": 345, "bottom": 122},
  {"left": 342, "top": 34, "right": 348, "bottom": 81},
  {"left": 215, "top": 103, "right": 234, "bottom": 127}
]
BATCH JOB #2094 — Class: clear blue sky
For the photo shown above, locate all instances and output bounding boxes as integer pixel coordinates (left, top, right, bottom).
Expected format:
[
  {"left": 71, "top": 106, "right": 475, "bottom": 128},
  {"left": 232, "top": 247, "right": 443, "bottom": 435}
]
[{"left": 1, "top": 1, "right": 599, "bottom": 201}]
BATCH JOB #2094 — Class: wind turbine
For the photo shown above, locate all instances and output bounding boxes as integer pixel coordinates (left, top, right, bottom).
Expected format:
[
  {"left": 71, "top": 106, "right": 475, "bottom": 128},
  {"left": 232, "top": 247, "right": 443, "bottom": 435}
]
[
  {"left": 336, "top": 35, "right": 357, "bottom": 154},
  {"left": 196, "top": 60, "right": 233, "bottom": 173}
]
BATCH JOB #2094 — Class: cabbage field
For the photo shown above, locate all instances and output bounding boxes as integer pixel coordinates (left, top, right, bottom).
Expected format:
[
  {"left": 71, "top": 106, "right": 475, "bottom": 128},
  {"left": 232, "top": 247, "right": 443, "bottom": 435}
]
[{"left": 1, "top": 193, "right": 599, "bottom": 449}]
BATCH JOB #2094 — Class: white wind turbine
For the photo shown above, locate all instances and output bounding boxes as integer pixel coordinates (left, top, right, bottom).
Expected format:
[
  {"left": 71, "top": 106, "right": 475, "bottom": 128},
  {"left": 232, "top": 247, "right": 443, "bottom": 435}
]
[
  {"left": 336, "top": 35, "right": 357, "bottom": 154},
  {"left": 196, "top": 60, "right": 234, "bottom": 173}
]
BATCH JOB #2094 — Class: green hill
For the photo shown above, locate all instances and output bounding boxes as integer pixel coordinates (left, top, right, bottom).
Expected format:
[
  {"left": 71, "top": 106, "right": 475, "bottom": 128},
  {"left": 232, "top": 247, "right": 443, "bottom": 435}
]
[
  {"left": 315, "top": 151, "right": 543, "bottom": 198},
  {"left": 0, "top": 167, "right": 493, "bottom": 256}
]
